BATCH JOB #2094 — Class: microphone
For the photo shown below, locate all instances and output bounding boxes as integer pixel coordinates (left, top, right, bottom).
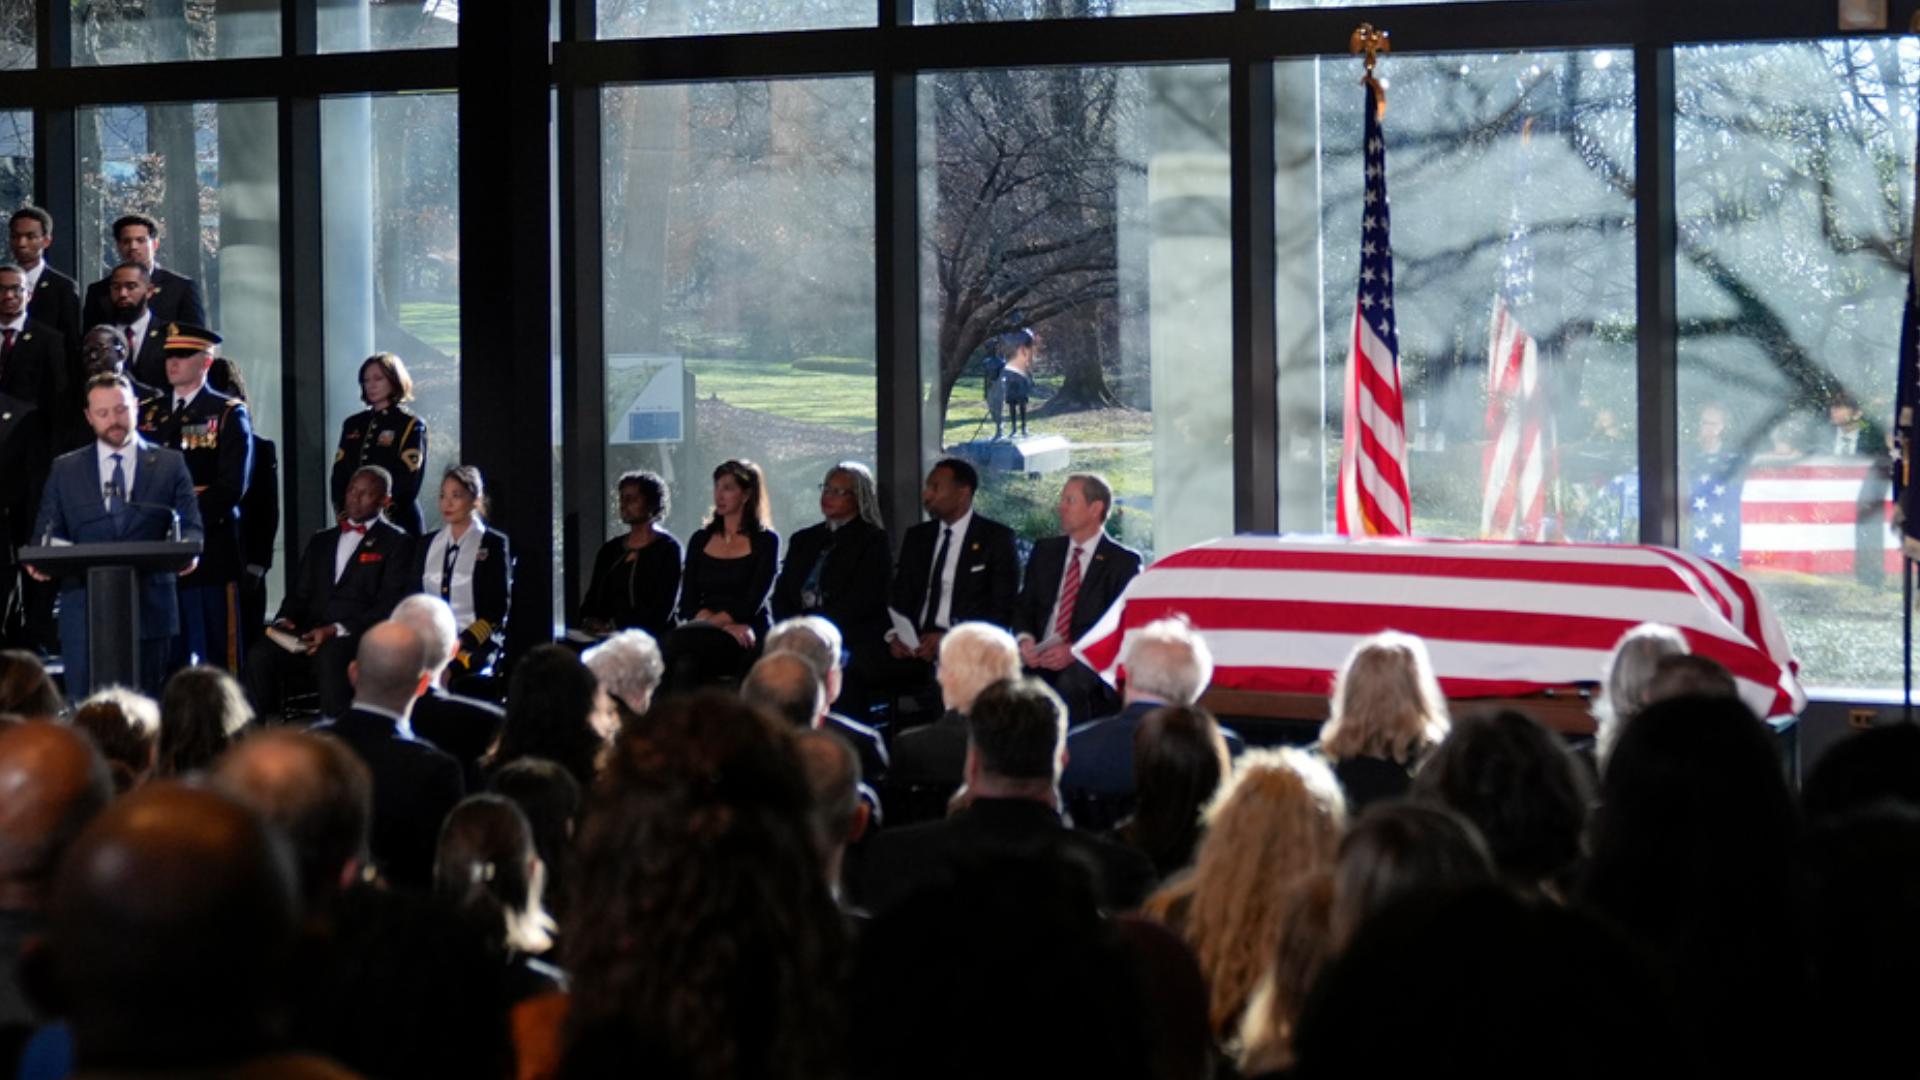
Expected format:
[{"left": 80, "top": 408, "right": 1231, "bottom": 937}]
[{"left": 123, "top": 499, "right": 184, "bottom": 541}]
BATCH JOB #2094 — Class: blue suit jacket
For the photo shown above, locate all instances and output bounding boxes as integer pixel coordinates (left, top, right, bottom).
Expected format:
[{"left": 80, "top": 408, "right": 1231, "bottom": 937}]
[
  {"left": 31, "top": 437, "right": 205, "bottom": 640},
  {"left": 1062, "top": 700, "right": 1247, "bottom": 799}
]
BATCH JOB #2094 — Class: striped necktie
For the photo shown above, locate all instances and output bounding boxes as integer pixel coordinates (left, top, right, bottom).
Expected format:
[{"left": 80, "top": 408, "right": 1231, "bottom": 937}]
[{"left": 1054, "top": 546, "right": 1083, "bottom": 641}]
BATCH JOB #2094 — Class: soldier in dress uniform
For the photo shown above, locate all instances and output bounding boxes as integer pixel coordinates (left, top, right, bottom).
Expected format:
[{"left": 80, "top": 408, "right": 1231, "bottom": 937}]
[
  {"left": 139, "top": 323, "right": 253, "bottom": 674},
  {"left": 331, "top": 353, "right": 429, "bottom": 534}
]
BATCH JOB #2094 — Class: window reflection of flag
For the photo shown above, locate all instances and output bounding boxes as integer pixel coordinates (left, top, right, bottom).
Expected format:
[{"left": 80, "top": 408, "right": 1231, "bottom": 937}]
[{"left": 1741, "top": 458, "right": 1899, "bottom": 575}]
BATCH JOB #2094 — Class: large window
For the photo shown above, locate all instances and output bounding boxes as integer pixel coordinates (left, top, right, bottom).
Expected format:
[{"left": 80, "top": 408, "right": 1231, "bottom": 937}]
[
  {"left": 918, "top": 63, "right": 1234, "bottom": 562},
  {"left": 918, "top": 0, "right": 1229, "bottom": 22},
  {"left": 72, "top": 0, "right": 276, "bottom": 64},
  {"left": 319, "top": 0, "right": 457, "bottom": 52},
  {"left": 0, "top": 1, "right": 29, "bottom": 68},
  {"left": 599, "top": 0, "right": 871, "bottom": 38},
  {"left": 1284, "top": 50, "right": 1638, "bottom": 543},
  {"left": 0, "top": 112, "right": 28, "bottom": 208},
  {"left": 600, "top": 79, "right": 876, "bottom": 545},
  {"left": 321, "top": 93, "right": 461, "bottom": 530},
  {"left": 1676, "top": 40, "right": 1918, "bottom": 696}
]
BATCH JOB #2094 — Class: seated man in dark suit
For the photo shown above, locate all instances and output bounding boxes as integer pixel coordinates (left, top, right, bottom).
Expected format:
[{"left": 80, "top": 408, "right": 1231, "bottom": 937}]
[
  {"left": 858, "top": 676, "right": 1155, "bottom": 916},
  {"left": 244, "top": 465, "right": 418, "bottom": 720},
  {"left": 1062, "top": 616, "right": 1244, "bottom": 814},
  {"left": 764, "top": 615, "right": 889, "bottom": 783},
  {"left": 1013, "top": 473, "right": 1142, "bottom": 725},
  {"left": 391, "top": 591, "right": 506, "bottom": 793},
  {"left": 310, "top": 620, "right": 465, "bottom": 892}
]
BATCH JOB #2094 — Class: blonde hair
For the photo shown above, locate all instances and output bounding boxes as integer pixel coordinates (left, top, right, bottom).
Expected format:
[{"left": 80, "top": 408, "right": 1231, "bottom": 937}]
[
  {"left": 1144, "top": 747, "right": 1346, "bottom": 1036},
  {"left": 1237, "top": 869, "right": 1336, "bottom": 1076},
  {"left": 1320, "top": 631, "right": 1449, "bottom": 764}
]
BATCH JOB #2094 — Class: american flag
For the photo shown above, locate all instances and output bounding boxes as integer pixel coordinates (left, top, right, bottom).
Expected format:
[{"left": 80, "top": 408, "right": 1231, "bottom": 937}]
[
  {"left": 1686, "top": 450, "right": 1744, "bottom": 565},
  {"left": 1073, "top": 535, "right": 1806, "bottom": 721},
  {"left": 1336, "top": 81, "right": 1412, "bottom": 537},
  {"left": 1741, "top": 457, "right": 1899, "bottom": 576},
  {"left": 1481, "top": 192, "right": 1559, "bottom": 541}
]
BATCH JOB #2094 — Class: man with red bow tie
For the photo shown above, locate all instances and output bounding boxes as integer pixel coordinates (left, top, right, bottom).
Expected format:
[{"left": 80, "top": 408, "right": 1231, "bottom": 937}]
[{"left": 243, "top": 465, "right": 419, "bottom": 720}]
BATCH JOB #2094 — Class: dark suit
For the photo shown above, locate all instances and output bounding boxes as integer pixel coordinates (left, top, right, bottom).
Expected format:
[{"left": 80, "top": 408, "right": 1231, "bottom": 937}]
[
  {"left": 312, "top": 706, "right": 465, "bottom": 893},
  {"left": 857, "top": 797, "right": 1156, "bottom": 916},
  {"left": 885, "top": 709, "right": 970, "bottom": 826},
  {"left": 410, "top": 685, "right": 506, "bottom": 793},
  {"left": 774, "top": 517, "right": 892, "bottom": 714},
  {"left": 1061, "top": 700, "right": 1246, "bottom": 803},
  {"left": 888, "top": 512, "right": 1020, "bottom": 633},
  {"left": 30, "top": 437, "right": 205, "bottom": 696},
  {"left": 141, "top": 386, "right": 253, "bottom": 671},
  {"left": 238, "top": 435, "right": 279, "bottom": 645},
  {"left": 84, "top": 267, "right": 205, "bottom": 347},
  {"left": 0, "top": 320, "right": 64, "bottom": 422},
  {"left": 245, "top": 518, "right": 419, "bottom": 719},
  {"left": 26, "top": 266, "right": 82, "bottom": 378},
  {"left": 0, "top": 395, "right": 47, "bottom": 648},
  {"left": 1013, "top": 534, "right": 1142, "bottom": 723},
  {"left": 824, "top": 710, "right": 889, "bottom": 785}
]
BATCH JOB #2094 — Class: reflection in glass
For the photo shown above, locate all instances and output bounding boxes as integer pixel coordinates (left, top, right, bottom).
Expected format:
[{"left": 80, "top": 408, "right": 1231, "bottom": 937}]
[
  {"left": 321, "top": 94, "right": 462, "bottom": 530},
  {"left": 319, "top": 0, "right": 457, "bottom": 53},
  {"left": 918, "top": 64, "right": 1233, "bottom": 562},
  {"left": 1283, "top": 51, "right": 1637, "bottom": 544},
  {"left": 0, "top": 112, "right": 29, "bottom": 209},
  {"left": 73, "top": 0, "right": 277, "bottom": 64},
  {"left": 599, "top": 0, "right": 870, "bottom": 38},
  {"left": 1676, "top": 40, "right": 1919, "bottom": 694},
  {"left": 0, "top": 0, "right": 29, "bottom": 69},
  {"left": 599, "top": 80, "right": 876, "bottom": 547},
  {"left": 919, "top": 0, "right": 1229, "bottom": 23}
]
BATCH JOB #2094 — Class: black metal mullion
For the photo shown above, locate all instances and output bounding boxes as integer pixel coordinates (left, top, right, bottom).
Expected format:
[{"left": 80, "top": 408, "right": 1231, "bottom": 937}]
[
  {"left": 1634, "top": 43, "right": 1677, "bottom": 548},
  {"left": 279, "top": 94, "right": 328, "bottom": 556},
  {"left": 875, "top": 65, "right": 922, "bottom": 545},
  {"left": 557, "top": 0, "right": 602, "bottom": 626},
  {"left": 1231, "top": 51, "right": 1278, "bottom": 535}
]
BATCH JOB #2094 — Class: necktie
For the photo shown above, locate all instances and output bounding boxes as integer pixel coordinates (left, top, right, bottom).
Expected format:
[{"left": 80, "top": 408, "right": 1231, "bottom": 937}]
[
  {"left": 341, "top": 521, "right": 368, "bottom": 535},
  {"left": 125, "top": 326, "right": 137, "bottom": 361},
  {"left": 1054, "top": 546, "right": 1083, "bottom": 642},
  {"left": 107, "top": 453, "right": 125, "bottom": 515},
  {"left": 441, "top": 541, "right": 460, "bottom": 600},
  {"left": 922, "top": 526, "right": 953, "bottom": 631},
  {"left": 2, "top": 328, "right": 14, "bottom": 357}
]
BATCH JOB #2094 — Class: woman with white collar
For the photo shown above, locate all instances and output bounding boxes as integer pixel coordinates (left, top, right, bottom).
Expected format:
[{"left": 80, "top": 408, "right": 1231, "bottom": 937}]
[{"left": 419, "top": 465, "right": 512, "bottom": 683}]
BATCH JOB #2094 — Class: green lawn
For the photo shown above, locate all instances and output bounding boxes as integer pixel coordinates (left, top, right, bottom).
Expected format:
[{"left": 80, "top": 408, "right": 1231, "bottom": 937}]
[
  {"left": 686, "top": 356, "right": 878, "bottom": 434},
  {"left": 399, "top": 301, "right": 461, "bottom": 355}
]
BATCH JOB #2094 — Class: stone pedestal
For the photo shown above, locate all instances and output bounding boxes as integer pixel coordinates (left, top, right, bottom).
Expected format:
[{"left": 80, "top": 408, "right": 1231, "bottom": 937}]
[{"left": 949, "top": 434, "right": 1072, "bottom": 476}]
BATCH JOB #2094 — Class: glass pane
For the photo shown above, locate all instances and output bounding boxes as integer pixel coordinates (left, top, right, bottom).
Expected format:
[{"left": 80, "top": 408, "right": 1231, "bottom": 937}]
[
  {"left": 0, "top": 111, "right": 30, "bottom": 207},
  {"left": 600, "top": 79, "right": 876, "bottom": 545},
  {"left": 0, "top": 0, "right": 31, "bottom": 69},
  {"left": 1280, "top": 50, "right": 1638, "bottom": 543},
  {"left": 319, "top": 0, "right": 458, "bottom": 53},
  {"left": 919, "top": 0, "right": 1229, "bottom": 22},
  {"left": 321, "top": 93, "right": 461, "bottom": 531},
  {"left": 919, "top": 63, "right": 1233, "bottom": 563},
  {"left": 599, "top": 0, "right": 871, "bottom": 37},
  {"left": 73, "top": 0, "right": 277, "bottom": 64},
  {"left": 1676, "top": 40, "right": 1918, "bottom": 696},
  {"left": 76, "top": 100, "right": 282, "bottom": 594}
]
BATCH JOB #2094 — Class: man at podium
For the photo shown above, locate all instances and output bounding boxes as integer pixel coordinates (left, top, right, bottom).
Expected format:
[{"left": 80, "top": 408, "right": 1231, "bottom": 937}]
[{"left": 26, "top": 372, "right": 202, "bottom": 696}]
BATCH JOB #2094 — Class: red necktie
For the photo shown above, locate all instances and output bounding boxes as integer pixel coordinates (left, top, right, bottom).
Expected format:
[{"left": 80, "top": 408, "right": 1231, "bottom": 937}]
[
  {"left": 342, "top": 521, "right": 368, "bottom": 535},
  {"left": 0, "top": 328, "right": 12, "bottom": 373},
  {"left": 125, "top": 326, "right": 137, "bottom": 361},
  {"left": 1054, "top": 547, "right": 1083, "bottom": 641}
]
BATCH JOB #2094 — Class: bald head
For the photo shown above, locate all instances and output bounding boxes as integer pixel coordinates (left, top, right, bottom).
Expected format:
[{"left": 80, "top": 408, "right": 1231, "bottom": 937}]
[
  {"left": 49, "top": 783, "right": 297, "bottom": 1066},
  {"left": 741, "top": 652, "right": 826, "bottom": 729},
  {"left": 212, "top": 730, "right": 372, "bottom": 909},
  {"left": 349, "top": 621, "right": 429, "bottom": 713},
  {"left": 0, "top": 723, "right": 113, "bottom": 910}
]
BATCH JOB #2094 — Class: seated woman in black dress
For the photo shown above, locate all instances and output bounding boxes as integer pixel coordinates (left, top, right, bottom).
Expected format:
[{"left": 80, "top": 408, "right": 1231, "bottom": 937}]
[
  {"left": 577, "top": 469, "right": 681, "bottom": 642},
  {"left": 1315, "top": 631, "right": 1450, "bottom": 812},
  {"left": 419, "top": 465, "right": 512, "bottom": 682},
  {"left": 676, "top": 459, "right": 779, "bottom": 667},
  {"left": 771, "top": 461, "right": 891, "bottom": 714}
]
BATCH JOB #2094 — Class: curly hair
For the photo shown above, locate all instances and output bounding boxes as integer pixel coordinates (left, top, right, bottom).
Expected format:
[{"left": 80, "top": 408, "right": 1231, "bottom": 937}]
[
  {"left": 1144, "top": 747, "right": 1346, "bottom": 1036},
  {"left": 562, "top": 691, "right": 846, "bottom": 1080},
  {"left": 1320, "top": 631, "right": 1449, "bottom": 764}
]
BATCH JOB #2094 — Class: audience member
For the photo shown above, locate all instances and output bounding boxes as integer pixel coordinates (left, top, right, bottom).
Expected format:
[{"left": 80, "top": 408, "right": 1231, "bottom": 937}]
[
  {"left": 434, "top": 794, "right": 562, "bottom": 1004},
  {"left": 771, "top": 462, "right": 892, "bottom": 717},
  {"left": 765, "top": 614, "right": 890, "bottom": 782},
  {"left": 887, "top": 621, "right": 1020, "bottom": 817},
  {"left": 391, "top": 592, "right": 506, "bottom": 791},
  {"left": 1144, "top": 747, "right": 1345, "bottom": 1041},
  {"left": 1113, "top": 704, "right": 1231, "bottom": 880},
  {"left": 1316, "top": 631, "right": 1449, "bottom": 811},
  {"left": 1236, "top": 869, "right": 1335, "bottom": 1078},
  {"left": 1013, "top": 473, "right": 1142, "bottom": 723},
  {"left": 311, "top": 621, "right": 464, "bottom": 892},
  {"left": 741, "top": 650, "right": 827, "bottom": 730},
  {"left": 1801, "top": 720, "right": 1920, "bottom": 822},
  {"left": 210, "top": 729, "right": 373, "bottom": 911},
  {"left": 0, "top": 724, "right": 112, "bottom": 1030},
  {"left": 576, "top": 470, "right": 680, "bottom": 641},
  {"left": 860, "top": 677, "right": 1155, "bottom": 917},
  {"left": 1643, "top": 651, "right": 1739, "bottom": 706},
  {"left": 1802, "top": 804, "right": 1920, "bottom": 1077},
  {"left": 488, "top": 758, "right": 581, "bottom": 926},
  {"left": 1410, "top": 709, "right": 1590, "bottom": 897},
  {"left": 581, "top": 628, "right": 664, "bottom": 726},
  {"left": 0, "top": 650, "right": 63, "bottom": 721},
  {"left": 492, "top": 643, "right": 610, "bottom": 789},
  {"left": 1327, "top": 800, "right": 1493, "bottom": 949},
  {"left": 156, "top": 664, "right": 253, "bottom": 778},
  {"left": 69, "top": 688, "right": 160, "bottom": 792},
  {"left": 795, "top": 728, "right": 869, "bottom": 909},
  {"left": 1592, "top": 621, "right": 1688, "bottom": 768}
]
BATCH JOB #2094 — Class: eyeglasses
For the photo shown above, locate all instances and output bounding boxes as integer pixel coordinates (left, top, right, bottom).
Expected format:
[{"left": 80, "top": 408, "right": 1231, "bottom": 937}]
[{"left": 819, "top": 485, "right": 856, "bottom": 497}]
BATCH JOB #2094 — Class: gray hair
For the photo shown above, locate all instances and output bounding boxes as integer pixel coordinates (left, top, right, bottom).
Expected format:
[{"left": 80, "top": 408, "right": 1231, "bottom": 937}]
[
  {"left": 1122, "top": 617, "right": 1214, "bottom": 705},
  {"left": 1593, "top": 622, "right": 1689, "bottom": 767},
  {"left": 582, "top": 630, "right": 665, "bottom": 706},
  {"left": 936, "top": 622, "right": 1021, "bottom": 714},
  {"left": 390, "top": 593, "right": 458, "bottom": 675},
  {"left": 764, "top": 616, "right": 842, "bottom": 677},
  {"left": 828, "top": 461, "right": 885, "bottom": 530}
]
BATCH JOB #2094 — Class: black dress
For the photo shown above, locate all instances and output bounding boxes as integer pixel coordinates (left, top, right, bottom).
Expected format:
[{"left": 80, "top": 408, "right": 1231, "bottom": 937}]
[
  {"left": 677, "top": 526, "right": 779, "bottom": 640},
  {"left": 331, "top": 405, "right": 428, "bottom": 534},
  {"left": 577, "top": 530, "right": 683, "bottom": 641}
]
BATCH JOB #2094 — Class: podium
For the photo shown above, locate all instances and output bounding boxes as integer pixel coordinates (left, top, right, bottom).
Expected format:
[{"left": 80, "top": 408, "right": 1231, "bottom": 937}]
[{"left": 16, "top": 539, "right": 202, "bottom": 694}]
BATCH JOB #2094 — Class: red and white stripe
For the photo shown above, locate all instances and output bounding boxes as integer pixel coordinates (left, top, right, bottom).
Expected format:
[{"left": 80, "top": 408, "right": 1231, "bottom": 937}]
[
  {"left": 1481, "top": 295, "right": 1556, "bottom": 541},
  {"left": 1337, "top": 308, "right": 1412, "bottom": 537},
  {"left": 1741, "top": 457, "right": 1899, "bottom": 575},
  {"left": 1074, "top": 535, "right": 1805, "bottom": 721}
]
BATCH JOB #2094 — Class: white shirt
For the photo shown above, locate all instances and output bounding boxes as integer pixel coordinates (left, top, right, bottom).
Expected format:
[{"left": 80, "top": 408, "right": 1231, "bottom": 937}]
[
  {"left": 1039, "top": 534, "right": 1101, "bottom": 645},
  {"left": 171, "top": 383, "right": 203, "bottom": 415},
  {"left": 0, "top": 314, "right": 25, "bottom": 337},
  {"left": 925, "top": 508, "right": 973, "bottom": 631},
  {"left": 95, "top": 439, "right": 137, "bottom": 510},
  {"left": 423, "top": 519, "right": 485, "bottom": 630},
  {"left": 21, "top": 261, "right": 43, "bottom": 296},
  {"left": 335, "top": 519, "right": 375, "bottom": 583}
]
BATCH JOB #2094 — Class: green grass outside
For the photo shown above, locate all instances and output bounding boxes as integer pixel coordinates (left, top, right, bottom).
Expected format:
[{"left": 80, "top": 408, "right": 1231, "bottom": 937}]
[
  {"left": 399, "top": 301, "right": 461, "bottom": 355},
  {"left": 685, "top": 356, "right": 879, "bottom": 434}
]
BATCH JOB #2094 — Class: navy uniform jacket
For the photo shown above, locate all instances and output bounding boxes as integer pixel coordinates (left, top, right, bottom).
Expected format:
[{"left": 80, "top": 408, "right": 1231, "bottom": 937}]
[
  {"left": 140, "top": 387, "right": 253, "bottom": 586},
  {"left": 83, "top": 267, "right": 206, "bottom": 345},
  {"left": 888, "top": 512, "right": 1020, "bottom": 632},
  {"left": 30, "top": 437, "right": 205, "bottom": 642},
  {"left": 332, "top": 407, "right": 428, "bottom": 532},
  {"left": 417, "top": 523, "right": 512, "bottom": 674}
]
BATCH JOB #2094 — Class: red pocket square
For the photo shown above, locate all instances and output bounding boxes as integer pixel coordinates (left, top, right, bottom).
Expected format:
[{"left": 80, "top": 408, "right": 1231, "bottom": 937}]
[{"left": 358, "top": 552, "right": 383, "bottom": 564}]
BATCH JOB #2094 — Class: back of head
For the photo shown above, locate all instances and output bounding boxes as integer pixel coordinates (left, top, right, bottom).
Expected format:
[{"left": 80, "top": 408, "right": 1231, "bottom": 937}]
[
  {"left": 158, "top": 666, "right": 254, "bottom": 777},
  {"left": 1802, "top": 721, "right": 1920, "bottom": 822},
  {"left": 0, "top": 723, "right": 113, "bottom": 907},
  {"left": 1410, "top": 709, "right": 1589, "bottom": 890},
  {"left": 764, "top": 616, "right": 840, "bottom": 677},
  {"left": 211, "top": 729, "right": 372, "bottom": 910},
  {"left": 582, "top": 629, "right": 665, "bottom": 712},
  {"left": 936, "top": 622, "right": 1020, "bottom": 713},
  {"left": 741, "top": 652, "right": 825, "bottom": 729},
  {"left": 390, "top": 592, "right": 459, "bottom": 675},
  {"left": 967, "top": 676, "right": 1065, "bottom": 782},
  {"left": 1122, "top": 618, "right": 1212, "bottom": 706},
  {"left": 0, "top": 650, "right": 64, "bottom": 721},
  {"left": 796, "top": 728, "right": 862, "bottom": 854},
  {"left": 50, "top": 783, "right": 298, "bottom": 1069},
  {"left": 1802, "top": 804, "right": 1920, "bottom": 1076},
  {"left": 489, "top": 757, "right": 582, "bottom": 891},
  {"left": 1331, "top": 801, "right": 1494, "bottom": 947},
  {"left": 1595, "top": 622, "right": 1689, "bottom": 762},
  {"left": 1643, "top": 653, "right": 1738, "bottom": 708},
  {"left": 351, "top": 621, "right": 428, "bottom": 711},
  {"left": 71, "top": 688, "right": 161, "bottom": 793},
  {"left": 1129, "top": 705, "right": 1230, "bottom": 877},
  {"left": 500, "top": 643, "right": 604, "bottom": 786},
  {"left": 1321, "top": 631, "right": 1448, "bottom": 764},
  {"left": 434, "top": 794, "right": 546, "bottom": 955}
]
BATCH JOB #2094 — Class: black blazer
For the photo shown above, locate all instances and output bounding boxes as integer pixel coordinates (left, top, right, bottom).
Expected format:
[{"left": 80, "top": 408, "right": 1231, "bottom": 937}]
[
  {"left": 678, "top": 526, "right": 779, "bottom": 633},
  {"left": 313, "top": 707, "right": 465, "bottom": 893},
  {"left": 417, "top": 524, "right": 512, "bottom": 672},
  {"left": 27, "top": 266, "right": 82, "bottom": 376},
  {"left": 83, "top": 266, "right": 206, "bottom": 338},
  {"left": 1012, "top": 534, "right": 1142, "bottom": 644},
  {"left": 125, "top": 319, "right": 171, "bottom": 391},
  {"left": 410, "top": 686, "right": 506, "bottom": 794},
  {"left": 278, "top": 518, "right": 420, "bottom": 636},
  {"left": 0, "top": 320, "right": 64, "bottom": 417},
  {"left": 139, "top": 388, "right": 253, "bottom": 585},
  {"left": 888, "top": 512, "right": 1020, "bottom": 632},
  {"left": 771, "top": 517, "right": 893, "bottom": 644},
  {"left": 240, "top": 435, "right": 279, "bottom": 572},
  {"left": 0, "top": 392, "right": 47, "bottom": 555}
]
